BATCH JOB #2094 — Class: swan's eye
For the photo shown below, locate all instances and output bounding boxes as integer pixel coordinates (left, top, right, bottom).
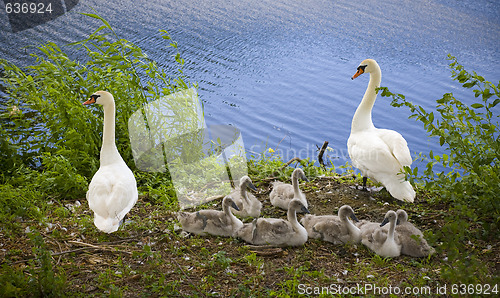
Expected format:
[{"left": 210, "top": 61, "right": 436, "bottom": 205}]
[{"left": 90, "top": 94, "right": 101, "bottom": 101}]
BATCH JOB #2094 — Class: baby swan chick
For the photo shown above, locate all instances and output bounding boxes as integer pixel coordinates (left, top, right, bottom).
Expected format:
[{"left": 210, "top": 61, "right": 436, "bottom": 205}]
[
  {"left": 177, "top": 196, "right": 243, "bottom": 237},
  {"left": 230, "top": 176, "right": 262, "bottom": 218},
  {"left": 270, "top": 168, "right": 309, "bottom": 211},
  {"left": 301, "top": 205, "right": 361, "bottom": 244},
  {"left": 361, "top": 210, "right": 402, "bottom": 257},
  {"left": 236, "top": 199, "right": 310, "bottom": 247},
  {"left": 396, "top": 209, "right": 435, "bottom": 257}
]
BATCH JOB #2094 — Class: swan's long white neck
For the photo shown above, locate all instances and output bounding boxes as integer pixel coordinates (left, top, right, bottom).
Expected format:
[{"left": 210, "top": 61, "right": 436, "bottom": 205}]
[
  {"left": 292, "top": 174, "right": 301, "bottom": 197},
  {"left": 240, "top": 186, "right": 250, "bottom": 203},
  {"left": 100, "top": 100, "right": 122, "bottom": 166},
  {"left": 387, "top": 218, "right": 395, "bottom": 242},
  {"left": 351, "top": 66, "right": 381, "bottom": 133},
  {"left": 223, "top": 202, "right": 238, "bottom": 224},
  {"left": 342, "top": 215, "right": 360, "bottom": 235},
  {"left": 288, "top": 208, "right": 302, "bottom": 231}
]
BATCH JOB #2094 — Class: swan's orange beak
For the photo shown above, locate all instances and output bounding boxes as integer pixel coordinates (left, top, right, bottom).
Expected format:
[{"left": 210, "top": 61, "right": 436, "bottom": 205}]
[
  {"left": 83, "top": 98, "right": 95, "bottom": 105},
  {"left": 83, "top": 94, "right": 99, "bottom": 105},
  {"left": 351, "top": 68, "right": 364, "bottom": 80}
]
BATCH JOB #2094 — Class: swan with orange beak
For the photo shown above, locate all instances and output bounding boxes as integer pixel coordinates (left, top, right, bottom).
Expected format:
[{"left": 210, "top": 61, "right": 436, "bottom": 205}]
[{"left": 347, "top": 59, "right": 415, "bottom": 202}]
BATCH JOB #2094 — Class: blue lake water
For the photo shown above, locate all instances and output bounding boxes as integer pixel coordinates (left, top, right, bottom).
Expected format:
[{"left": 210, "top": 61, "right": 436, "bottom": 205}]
[{"left": 1, "top": 0, "right": 499, "bottom": 171}]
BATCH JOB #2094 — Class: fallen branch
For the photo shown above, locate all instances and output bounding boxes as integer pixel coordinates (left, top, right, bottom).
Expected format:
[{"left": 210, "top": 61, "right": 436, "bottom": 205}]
[
  {"left": 4, "top": 238, "right": 140, "bottom": 266},
  {"left": 317, "top": 141, "right": 329, "bottom": 169},
  {"left": 68, "top": 240, "right": 100, "bottom": 249},
  {"left": 269, "top": 157, "right": 303, "bottom": 178}
]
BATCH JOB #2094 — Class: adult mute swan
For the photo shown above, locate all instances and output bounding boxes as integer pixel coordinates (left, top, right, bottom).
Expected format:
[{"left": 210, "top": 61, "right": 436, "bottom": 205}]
[
  {"left": 300, "top": 205, "right": 361, "bottom": 244},
  {"left": 348, "top": 59, "right": 415, "bottom": 202},
  {"left": 177, "top": 196, "right": 243, "bottom": 237},
  {"left": 84, "top": 91, "right": 138, "bottom": 233},
  {"left": 235, "top": 199, "right": 310, "bottom": 247},
  {"left": 270, "top": 168, "right": 309, "bottom": 211}
]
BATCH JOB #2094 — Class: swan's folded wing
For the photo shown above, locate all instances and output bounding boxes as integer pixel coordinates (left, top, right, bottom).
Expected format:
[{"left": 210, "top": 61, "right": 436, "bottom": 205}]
[
  {"left": 202, "top": 210, "right": 228, "bottom": 230},
  {"left": 235, "top": 222, "right": 254, "bottom": 242},
  {"left": 177, "top": 211, "right": 204, "bottom": 232},
  {"left": 360, "top": 222, "right": 381, "bottom": 240},
  {"left": 313, "top": 219, "right": 342, "bottom": 241},
  {"left": 87, "top": 174, "right": 113, "bottom": 218},
  {"left": 258, "top": 218, "right": 291, "bottom": 233},
  {"left": 271, "top": 181, "right": 285, "bottom": 188},
  {"left": 254, "top": 218, "right": 292, "bottom": 242},
  {"left": 229, "top": 188, "right": 244, "bottom": 209},
  {"left": 272, "top": 183, "right": 294, "bottom": 199},
  {"left": 377, "top": 129, "right": 412, "bottom": 167},
  {"left": 108, "top": 180, "right": 138, "bottom": 221},
  {"left": 349, "top": 131, "right": 407, "bottom": 176}
]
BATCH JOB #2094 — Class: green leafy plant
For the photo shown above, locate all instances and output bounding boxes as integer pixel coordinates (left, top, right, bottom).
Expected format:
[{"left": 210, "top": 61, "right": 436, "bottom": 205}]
[
  {"left": 379, "top": 55, "right": 499, "bottom": 234},
  {"left": 0, "top": 11, "right": 190, "bottom": 186},
  {"left": 248, "top": 145, "right": 335, "bottom": 183},
  {"left": 0, "top": 231, "right": 67, "bottom": 297},
  {"left": 379, "top": 54, "right": 499, "bottom": 283}
]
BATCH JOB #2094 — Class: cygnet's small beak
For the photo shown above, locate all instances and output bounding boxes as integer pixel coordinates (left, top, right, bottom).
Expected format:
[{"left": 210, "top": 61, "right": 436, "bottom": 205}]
[
  {"left": 380, "top": 217, "right": 390, "bottom": 227},
  {"left": 248, "top": 182, "right": 258, "bottom": 191},
  {"left": 231, "top": 201, "right": 240, "bottom": 211}
]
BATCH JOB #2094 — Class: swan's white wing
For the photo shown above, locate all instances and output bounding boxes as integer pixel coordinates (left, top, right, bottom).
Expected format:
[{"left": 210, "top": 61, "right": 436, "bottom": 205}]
[
  {"left": 87, "top": 170, "right": 113, "bottom": 219},
  {"left": 376, "top": 129, "right": 412, "bottom": 167},
  {"left": 87, "top": 164, "right": 138, "bottom": 233},
  {"left": 348, "top": 130, "right": 402, "bottom": 176}
]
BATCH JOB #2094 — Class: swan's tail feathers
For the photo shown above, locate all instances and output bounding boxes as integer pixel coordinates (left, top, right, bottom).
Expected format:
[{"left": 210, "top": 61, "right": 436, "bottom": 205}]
[
  {"left": 93, "top": 213, "right": 120, "bottom": 233},
  {"left": 385, "top": 179, "right": 415, "bottom": 203}
]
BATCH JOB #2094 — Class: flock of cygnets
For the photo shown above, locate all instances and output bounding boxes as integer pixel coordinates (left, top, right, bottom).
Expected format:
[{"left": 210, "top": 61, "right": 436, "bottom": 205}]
[
  {"left": 177, "top": 169, "right": 435, "bottom": 258},
  {"left": 83, "top": 59, "right": 422, "bottom": 243}
]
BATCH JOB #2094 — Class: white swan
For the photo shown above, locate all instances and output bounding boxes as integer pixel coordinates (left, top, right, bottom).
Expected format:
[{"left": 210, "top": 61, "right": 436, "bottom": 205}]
[
  {"left": 395, "top": 209, "right": 435, "bottom": 257},
  {"left": 348, "top": 59, "right": 415, "bottom": 202},
  {"left": 270, "top": 168, "right": 309, "bottom": 211},
  {"left": 230, "top": 176, "right": 262, "bottom": 218},
  {"left": 300, "top": 205, "right": 361, "bottom": 244},
  {"left": 235, "top": 199, "right": 309, "bottom": 247},
  {"left": 84, "top": 91, "right": 138, "bottom": 233},
  {"left": 176, "top": 196, "right": 243, "bottom": 237},
  {"left": 361, "top": 210, "right": 402, "bottom": 257}
]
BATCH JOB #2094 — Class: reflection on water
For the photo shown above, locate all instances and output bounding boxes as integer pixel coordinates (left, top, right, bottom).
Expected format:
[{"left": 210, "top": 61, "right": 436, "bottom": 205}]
[{"left": 0, "top": 0, "right": 498, "bottom": 171}]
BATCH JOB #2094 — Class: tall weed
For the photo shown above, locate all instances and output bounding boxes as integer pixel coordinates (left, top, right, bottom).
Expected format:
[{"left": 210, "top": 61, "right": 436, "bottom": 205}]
[{"left": 0, "top": 12, "right": 190, "bottom": 180}]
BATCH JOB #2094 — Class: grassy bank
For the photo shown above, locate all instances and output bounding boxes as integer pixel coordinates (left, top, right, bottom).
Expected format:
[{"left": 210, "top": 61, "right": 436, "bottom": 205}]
[
  {"left": 0, "top": 164, "right": 498, "bottom": 297},
  {"left": 1, "top": 13, "right": 499, "bottom": 297}
]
